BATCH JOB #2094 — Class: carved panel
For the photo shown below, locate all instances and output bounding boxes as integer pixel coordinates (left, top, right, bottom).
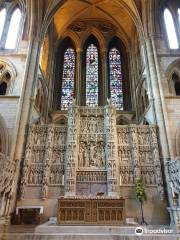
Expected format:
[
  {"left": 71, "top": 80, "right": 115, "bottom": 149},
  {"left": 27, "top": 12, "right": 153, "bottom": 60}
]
[
  {"left": 117, "top": 125, "right": 163, "bottom": 195},
  {"left": 28, "top": 164, "right": 43, "bottom": 185},
  {"left": 58, "top": 197, "right": 124, "bottom": 225},
  {"left": 49, "top": 164, "right": 64, "bottom": 185},
  {"left": 76, "top": 171, "right": 107, "bottom": 182},
  {"left": 78, "top": 141, "right": 105, "bottom": 169},
  {"left": 0, "top": 154, "right": 16, "bottom": 195},
  {"left": 20, "top": 106, "right": 163, "bottom": 201},
  {"left": 20, "top": 124, "right": 67, "bottom": 199}
]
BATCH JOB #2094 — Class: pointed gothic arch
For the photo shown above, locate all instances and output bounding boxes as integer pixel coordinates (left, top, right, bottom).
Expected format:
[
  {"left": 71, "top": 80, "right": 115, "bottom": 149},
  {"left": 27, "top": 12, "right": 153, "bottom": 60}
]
[
  {"left": 81, "top": 34, "right": 102, "bottom": 106},
  {"left": 0, "top": 59, "right": 17, "bottom": 95},
  {"left": 54, "top": 37, "right": 76, "bottom": 110},
  {"left": 108, "top": 36, "right": 131, "bottom": 111}
]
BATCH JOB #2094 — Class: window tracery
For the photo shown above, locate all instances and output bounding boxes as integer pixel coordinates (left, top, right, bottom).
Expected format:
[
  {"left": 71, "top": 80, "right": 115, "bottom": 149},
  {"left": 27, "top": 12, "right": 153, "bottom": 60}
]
[
  {"left": 56, "top": 35, "right": 130, "bottom": 110},
  {"left": 109, "top": 47, "right": 123, "bottom": 110},
  {"left": 86, "top": 43, "right": 99, "bottom": 107},
  {"left": 61, "top": 48, "right": 75, "bottom": 110}
]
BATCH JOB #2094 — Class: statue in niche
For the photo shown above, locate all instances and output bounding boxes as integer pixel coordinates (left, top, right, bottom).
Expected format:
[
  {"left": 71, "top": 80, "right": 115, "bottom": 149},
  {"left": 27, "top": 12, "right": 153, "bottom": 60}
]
[
  {"left": 131, "top": 130, "right": 136, "bottom": 144},
  {"left": 151, "top": 128, "right": 157, "bottom": 143},
  {"left": 96, "top": 142, "right": 105, "bottom": 167},
  {"left": 50, "top": 170, "right": 54, "bottom": 184},
  {"left": 42, "top": 181, "right": 48, "bottom": 199},
  {"left": 153, "top": 148, "right": 159, "bottom": 162},
  {"left": 78, "top": 143, "right": 85, "bottom": 167},
  {"left": 29, "top": 169, "right": 34, "bottom": 184},
  {"left": 84, "top": 146, "right": 90, "bottom": 167},
  {"left": 89, "top": 142, "right": 96, "bottom": 166}
]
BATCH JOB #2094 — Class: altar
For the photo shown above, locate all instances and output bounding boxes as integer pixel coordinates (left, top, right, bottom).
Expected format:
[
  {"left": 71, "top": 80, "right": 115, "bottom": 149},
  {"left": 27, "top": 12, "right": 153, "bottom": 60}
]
[{"left": 57, "top": 197, "right": 125, "bottom": 225}]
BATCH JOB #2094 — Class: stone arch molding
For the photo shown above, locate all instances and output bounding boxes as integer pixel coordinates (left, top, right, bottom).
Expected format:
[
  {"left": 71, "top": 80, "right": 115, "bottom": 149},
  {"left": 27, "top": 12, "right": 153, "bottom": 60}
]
[
  {"left": 116, "top": 115, "right": 131, "bottom": 125},
  {"left": 165, "top": 59, "right": 180, "bottom": 95},
  {"left": 0, "top": 114, "right": 9, "bottom": 156},
  {"left": 0, "top": 59, "right": 17, "bottom": 95}
]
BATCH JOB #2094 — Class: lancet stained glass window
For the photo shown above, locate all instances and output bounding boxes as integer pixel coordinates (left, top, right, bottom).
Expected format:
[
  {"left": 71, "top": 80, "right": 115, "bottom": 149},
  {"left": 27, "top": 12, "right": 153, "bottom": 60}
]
[
  {"left": 61, "top": 48, "right": 75, "bottom": 110},
  {"left": 109, "top": 48, "right": 123, "bottom": 110},
  {"left": 86, "top": 44, "right": 98, "bottom": 107}
]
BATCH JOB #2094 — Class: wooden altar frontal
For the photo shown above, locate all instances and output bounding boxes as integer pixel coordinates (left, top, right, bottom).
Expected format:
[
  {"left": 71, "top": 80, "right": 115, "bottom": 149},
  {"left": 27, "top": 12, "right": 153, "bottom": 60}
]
[{"left": 57, "top": 196, "right": 125, "bottom": 225}]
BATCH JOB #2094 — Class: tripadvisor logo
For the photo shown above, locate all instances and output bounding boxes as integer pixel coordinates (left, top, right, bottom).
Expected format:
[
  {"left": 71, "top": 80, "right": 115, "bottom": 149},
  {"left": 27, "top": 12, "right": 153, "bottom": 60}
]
[{"left": 135, "top": 227, "right": 143, "bottom": 235}]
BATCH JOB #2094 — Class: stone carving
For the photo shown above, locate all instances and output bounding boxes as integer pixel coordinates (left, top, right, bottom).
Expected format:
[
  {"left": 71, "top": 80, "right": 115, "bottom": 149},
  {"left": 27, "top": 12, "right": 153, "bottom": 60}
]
[
  {"left": 20, "top": 123, "right": 67, "bottom": 199},
  {"left": 28, "top": 165, "right": 43, "bottom": 185},
  {"left": 69, "top": 21, "right": 87, "bottom": 32},
  {"left": 76, "top": 171, "right": 106, "bottom": 182},
  {"left": 69, "top": 20, "right": 116, "bottom": 34},
  {"left": 20, "top": 106, "right": 163, "bottom": 201},
  {"left": 78, "top": 141, "right": 105, "bottom": 168},
  {"left": 119, "top": 166, "right": 134, "bottom": 185},
  {"left": 0, "top": 154, "right": 17, "bottom": 195},
  {"left": 104, "top": 105, "right": 119, "bottom": 195},
  {"left": 80, "top": 116, "right": 104, "bottom": 134},
  {"left": 168, "top": 157, "right": 180, "bottom": 194},
  {"left": 141, "top": 166, "right": 156, "bottom": 185},
  {"left": 50, "top": 165, "right": 64, "bottom": 185},
  {"left": 117, "top": 124, "right": 163, "bottom": 195}
]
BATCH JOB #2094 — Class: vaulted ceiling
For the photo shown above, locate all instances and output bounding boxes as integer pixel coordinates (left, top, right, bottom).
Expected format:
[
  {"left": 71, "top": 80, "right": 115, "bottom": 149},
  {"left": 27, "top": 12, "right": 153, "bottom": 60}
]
[{"left": 52, "top": 0, "right": 142, "bottom": 43}]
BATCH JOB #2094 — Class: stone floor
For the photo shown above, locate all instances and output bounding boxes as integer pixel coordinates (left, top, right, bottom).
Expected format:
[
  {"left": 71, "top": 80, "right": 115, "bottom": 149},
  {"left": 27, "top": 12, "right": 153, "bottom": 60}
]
[{"left": 0, "top": 224, "right": 179, "bottom": 240}]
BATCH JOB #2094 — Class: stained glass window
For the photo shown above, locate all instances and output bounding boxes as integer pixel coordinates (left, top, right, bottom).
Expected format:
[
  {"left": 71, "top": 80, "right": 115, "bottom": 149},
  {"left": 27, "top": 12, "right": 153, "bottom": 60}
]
[
  {"left": 109, "top": 47, "right": 123, "bottom": 110},
  {"left": 86, "top": 44, "right": 98, "bottom": 107},
  {"left": 5, "top": 8, "right": 22, "bottom": 49},
  {"left": 61, "top": 48, "right": 75, "bottom": 110}
]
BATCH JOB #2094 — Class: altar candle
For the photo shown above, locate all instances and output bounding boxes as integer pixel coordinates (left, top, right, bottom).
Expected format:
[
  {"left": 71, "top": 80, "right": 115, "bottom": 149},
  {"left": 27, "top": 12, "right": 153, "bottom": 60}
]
[
  {"left": 170, "top": 181, "right": 175, "bottom": 198},
  {"left": 62, "top": 174, "right": 64, "bottom": 186},
  {"left": 120, "top": 175, "right": 122, "bottom": 186}
]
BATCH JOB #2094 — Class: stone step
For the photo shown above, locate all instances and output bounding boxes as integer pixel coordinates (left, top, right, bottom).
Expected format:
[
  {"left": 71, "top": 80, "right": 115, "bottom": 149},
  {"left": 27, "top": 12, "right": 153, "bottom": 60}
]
[
  {"left": 7, "top": 224, "right": 36, "bottom": 233},
  {"left": 0, "top": 234, "right": 179, "bottom": 240},
  {"left": 1, "top": 224, "right": 178, "bottom": 240},
  {"left": 35, "top": 224, "right": 174, "bottom": 235}
]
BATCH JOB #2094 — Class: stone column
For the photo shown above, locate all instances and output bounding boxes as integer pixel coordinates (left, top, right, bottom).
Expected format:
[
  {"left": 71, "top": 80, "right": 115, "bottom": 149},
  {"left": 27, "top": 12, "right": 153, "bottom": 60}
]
[
  {"left": 9, "top": 38, "right": 42, "bottom": 215},
  {"left": 65, "top": 104, "right": 79, "bottom": 196},
  {"left": 101, "top": 48, "right": 108, "bottom": 105},
  {"left": 144, "top": 38, "right": 173, "bottom": 207},
  {"left": 76, "top": 48, "right": 82, "bottom": 105},
  {"left": 104, "top": 103, "right": 119, "bottom": 196},
  {"left": 0, "top": 194, "right": 6, "bottom": 217},
  {"left": 145, "top": 38, "right": 171, "bottom": 158}
]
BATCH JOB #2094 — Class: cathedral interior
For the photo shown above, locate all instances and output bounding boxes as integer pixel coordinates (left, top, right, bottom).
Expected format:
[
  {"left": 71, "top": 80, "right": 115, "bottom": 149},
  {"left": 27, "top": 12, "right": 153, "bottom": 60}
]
[{"left": 0, "top": 0, "right": 180, "bottom": 238}]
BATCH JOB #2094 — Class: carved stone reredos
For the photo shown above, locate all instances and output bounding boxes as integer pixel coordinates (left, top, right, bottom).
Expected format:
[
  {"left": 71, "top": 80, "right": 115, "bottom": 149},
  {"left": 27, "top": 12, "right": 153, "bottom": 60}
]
[{"left": 19, "top": 106, "right": 163, "bottom": 200}]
